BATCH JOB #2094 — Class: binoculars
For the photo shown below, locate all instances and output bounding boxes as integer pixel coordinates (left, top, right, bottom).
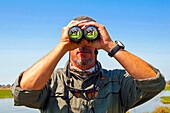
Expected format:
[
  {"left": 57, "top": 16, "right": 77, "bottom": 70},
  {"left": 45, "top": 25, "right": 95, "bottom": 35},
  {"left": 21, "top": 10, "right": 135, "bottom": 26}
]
[{"left": 68, "top": 26, "right": 99, "bottom": 42}]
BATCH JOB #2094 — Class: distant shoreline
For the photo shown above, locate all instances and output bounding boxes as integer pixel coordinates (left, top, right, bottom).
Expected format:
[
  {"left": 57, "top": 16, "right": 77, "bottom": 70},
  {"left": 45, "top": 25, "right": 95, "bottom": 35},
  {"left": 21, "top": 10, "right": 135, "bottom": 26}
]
[{"left": 0, "top": 85, "right": 169, "bottom": 99}]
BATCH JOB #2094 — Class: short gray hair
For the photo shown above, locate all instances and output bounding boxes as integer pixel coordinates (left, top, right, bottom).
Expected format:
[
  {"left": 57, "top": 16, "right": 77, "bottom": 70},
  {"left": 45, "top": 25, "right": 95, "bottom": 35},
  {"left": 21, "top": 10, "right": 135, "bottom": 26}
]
[{"left": 73, "top": 16, "right": 96, "bottom": 22}]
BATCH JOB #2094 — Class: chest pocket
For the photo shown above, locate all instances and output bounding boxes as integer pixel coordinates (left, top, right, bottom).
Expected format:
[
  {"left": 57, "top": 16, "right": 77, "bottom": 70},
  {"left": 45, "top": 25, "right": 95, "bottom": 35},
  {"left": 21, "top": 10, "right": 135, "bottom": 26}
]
[
  {"left": 96, "top": 79, "right": 120, "bottom": 99},
  {"left": 49, "top": 81, "right": 66, "bottom": 97},
  {"left": 93, "top": 79, "right": 121, "bottom": 112}
]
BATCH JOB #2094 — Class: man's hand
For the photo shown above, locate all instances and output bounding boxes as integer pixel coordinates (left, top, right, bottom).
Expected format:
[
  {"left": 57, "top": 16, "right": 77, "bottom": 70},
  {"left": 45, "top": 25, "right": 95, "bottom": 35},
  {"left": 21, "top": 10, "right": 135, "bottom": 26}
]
[
  {"left": 78, "top": 21, "right": 116, "bottom": 52},
  {"left": 59, "top": 20, "right": 90, "bottom": 51}
]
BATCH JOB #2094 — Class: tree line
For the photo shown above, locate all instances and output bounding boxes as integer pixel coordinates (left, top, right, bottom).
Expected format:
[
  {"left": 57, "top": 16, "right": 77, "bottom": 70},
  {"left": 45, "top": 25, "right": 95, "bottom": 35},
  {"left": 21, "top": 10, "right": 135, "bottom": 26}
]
[{"left": 0, "top": 84, "right": 11, "bottom": 88}]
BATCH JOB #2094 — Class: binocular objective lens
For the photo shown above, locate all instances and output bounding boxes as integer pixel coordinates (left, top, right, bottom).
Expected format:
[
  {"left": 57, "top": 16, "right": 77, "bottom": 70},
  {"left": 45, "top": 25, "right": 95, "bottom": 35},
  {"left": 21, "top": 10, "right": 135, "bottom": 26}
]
[
  {"left": 69, "top": 26, "right": 83, "bottom": 42},
  {"left": 84, "top": 26, "right": 99, "bottom": 41}
]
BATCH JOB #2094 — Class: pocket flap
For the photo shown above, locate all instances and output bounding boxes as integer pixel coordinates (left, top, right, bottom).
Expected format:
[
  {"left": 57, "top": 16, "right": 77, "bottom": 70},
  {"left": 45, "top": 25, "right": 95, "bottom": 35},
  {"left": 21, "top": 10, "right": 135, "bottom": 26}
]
[{"left": 96, "top": 81, "right": 120, "bottom": 98}]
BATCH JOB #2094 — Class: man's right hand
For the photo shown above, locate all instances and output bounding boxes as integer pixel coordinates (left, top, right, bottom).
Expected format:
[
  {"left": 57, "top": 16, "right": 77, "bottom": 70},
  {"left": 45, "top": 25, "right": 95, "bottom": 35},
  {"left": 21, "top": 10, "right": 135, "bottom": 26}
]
[{"left": 59, "top": 20, "right": 89, "bottom": 51}]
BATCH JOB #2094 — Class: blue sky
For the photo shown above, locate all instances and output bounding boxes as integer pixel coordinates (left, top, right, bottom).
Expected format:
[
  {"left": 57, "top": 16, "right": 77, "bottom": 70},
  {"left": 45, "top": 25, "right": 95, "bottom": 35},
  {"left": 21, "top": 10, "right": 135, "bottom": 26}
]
[{"left": 0, "top": 0, "right": 170, "bottom": 84}]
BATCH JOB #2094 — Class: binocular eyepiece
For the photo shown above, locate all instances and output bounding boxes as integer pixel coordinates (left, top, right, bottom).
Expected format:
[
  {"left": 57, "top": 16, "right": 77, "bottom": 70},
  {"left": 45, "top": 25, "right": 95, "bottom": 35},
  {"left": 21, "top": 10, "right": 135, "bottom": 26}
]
[{"left": 68, "top": 26, "right": 99, "bottom": 42}]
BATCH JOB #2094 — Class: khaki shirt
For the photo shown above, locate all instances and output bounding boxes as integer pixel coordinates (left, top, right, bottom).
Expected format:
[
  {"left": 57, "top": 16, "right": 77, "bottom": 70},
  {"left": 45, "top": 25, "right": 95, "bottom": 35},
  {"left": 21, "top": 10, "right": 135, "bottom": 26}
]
[{"left": 11, "top": 62, "right": 165, "bottom": 113}]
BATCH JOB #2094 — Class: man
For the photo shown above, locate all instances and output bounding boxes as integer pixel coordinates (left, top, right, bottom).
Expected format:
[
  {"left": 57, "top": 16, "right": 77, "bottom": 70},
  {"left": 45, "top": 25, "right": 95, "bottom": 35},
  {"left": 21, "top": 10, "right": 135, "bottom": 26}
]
[{"left": 11, "top": 16, "right": 165, "bottom": 113}]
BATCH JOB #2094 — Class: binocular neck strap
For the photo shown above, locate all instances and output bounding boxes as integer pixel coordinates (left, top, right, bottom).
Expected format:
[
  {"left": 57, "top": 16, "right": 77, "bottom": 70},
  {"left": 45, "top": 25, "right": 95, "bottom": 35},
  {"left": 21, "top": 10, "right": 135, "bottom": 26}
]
[{"left": 66, "top": 48, "right": 98, "bottom": 112}]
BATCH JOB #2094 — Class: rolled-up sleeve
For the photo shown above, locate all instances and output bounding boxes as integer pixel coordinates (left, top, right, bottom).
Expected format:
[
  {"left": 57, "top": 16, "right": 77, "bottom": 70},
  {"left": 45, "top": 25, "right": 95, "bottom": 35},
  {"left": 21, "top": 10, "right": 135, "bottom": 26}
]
[
  {"left": 11, "top": 72, "right": 50, "bottom": 109},
  {"left": 120, "top": 65, "right": 166, "bottom": 111},
  {"left": 134, "top": 65, "right": 165, "bottom": 92}
]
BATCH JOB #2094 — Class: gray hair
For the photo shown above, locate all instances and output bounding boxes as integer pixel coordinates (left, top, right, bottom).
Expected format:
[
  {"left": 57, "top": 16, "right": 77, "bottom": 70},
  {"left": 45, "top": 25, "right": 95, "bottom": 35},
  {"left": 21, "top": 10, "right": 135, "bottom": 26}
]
[{"left": 73, "top": 16, "right": 96, "bottom": 22}]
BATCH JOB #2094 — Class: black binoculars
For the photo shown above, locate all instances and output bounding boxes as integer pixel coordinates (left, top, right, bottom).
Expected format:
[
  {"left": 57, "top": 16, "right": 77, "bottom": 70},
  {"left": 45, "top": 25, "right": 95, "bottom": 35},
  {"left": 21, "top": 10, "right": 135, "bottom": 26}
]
[{"left": 68, "top": 26, "right": 99, "bottom": 42}]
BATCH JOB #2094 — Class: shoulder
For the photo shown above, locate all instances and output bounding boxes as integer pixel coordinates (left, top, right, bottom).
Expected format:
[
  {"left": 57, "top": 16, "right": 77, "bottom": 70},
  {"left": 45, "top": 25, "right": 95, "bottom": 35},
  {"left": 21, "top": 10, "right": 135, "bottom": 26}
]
[
  {"left": 48, "top": 68, "right": 67, "bottom": 91},
  {"left": 50, "top": 68, "right": 66, "bottom": 81},
  {"left": 101, "top": 68, "right": 132, "bottom": 82}
]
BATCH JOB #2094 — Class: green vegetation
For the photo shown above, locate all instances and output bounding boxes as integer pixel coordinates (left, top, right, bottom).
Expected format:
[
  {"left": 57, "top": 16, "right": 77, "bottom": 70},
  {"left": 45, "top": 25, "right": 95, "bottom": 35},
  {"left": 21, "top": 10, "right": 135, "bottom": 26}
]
[
  {"left": 164, "top": 85, "right": 170, "bottom": 91},
  {"left": 160, "top": 85, "right": 170, "bottom": 104},
  {"left": 160, "top": 96, "right": 170, "bottom": 104},
  {"left": 0, "top": 88, "right": 13, "bottom": 99},
  {"left": 86, "top": 31, "right": 97, "bottom": 38},
  {"left": 70, "top": 32, "right": 81, "bottom": 38}
]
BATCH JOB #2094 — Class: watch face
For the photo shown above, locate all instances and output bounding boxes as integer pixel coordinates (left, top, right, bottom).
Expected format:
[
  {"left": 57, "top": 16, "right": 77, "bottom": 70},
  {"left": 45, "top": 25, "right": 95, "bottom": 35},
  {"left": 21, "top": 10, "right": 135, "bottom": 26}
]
[{"left": 115, "top": 40, "right": 125, "bottom": 49}]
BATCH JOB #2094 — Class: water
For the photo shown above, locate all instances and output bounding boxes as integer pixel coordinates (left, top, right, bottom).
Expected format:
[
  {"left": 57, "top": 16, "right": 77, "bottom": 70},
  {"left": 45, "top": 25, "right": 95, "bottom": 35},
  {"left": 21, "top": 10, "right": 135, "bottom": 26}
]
[
  {"left": 0, "top": 91, "right": 169, "bottom": 113},
  {"left": 129, "top": 91, "right": 170, "bottom": 113},
  {"left": 0, "top": 98, "right": 39, "bottom": 113}
]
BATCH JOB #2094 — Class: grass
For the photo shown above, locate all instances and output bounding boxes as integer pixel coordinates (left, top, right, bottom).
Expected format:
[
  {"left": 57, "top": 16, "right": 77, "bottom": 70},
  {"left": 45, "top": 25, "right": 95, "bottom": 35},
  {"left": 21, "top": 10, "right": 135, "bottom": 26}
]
[
  {"left": 164, "top": 85, "right": 170, "bottom": 91},
  {"left": 0, "top": 88, "right": 13, "bottom": 99},
  {"left": 160, "top": 96, "right": 170, "bottom": 104}
]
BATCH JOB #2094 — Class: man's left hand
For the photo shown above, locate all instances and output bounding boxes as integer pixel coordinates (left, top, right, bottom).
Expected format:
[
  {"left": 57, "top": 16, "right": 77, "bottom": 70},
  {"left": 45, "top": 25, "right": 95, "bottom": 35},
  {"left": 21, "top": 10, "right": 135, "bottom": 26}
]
[{"left": 78, "top": 21, "right": 116, "bottom": 52}]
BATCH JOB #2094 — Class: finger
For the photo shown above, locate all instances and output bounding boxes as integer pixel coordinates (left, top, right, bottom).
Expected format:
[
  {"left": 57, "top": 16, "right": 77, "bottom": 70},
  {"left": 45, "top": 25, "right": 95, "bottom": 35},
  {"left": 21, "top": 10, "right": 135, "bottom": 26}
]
[
  {"left": 67, "top": 20, "right": 77, "bottom": 27},
  {"left": 81, "top": 25, "right": 87, "bottom": 30},
  {"left": 78, "top": 22, "right": 101, "bottom": 28},
  {"left": 67, "top": 20, "right": 87, "bottom": 28}
]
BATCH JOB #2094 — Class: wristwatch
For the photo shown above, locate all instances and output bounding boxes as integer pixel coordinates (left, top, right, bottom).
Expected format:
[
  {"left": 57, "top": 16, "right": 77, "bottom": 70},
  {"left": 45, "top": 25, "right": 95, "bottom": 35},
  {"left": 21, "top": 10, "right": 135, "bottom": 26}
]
[{"left": 108, "top": 40, "right": 125, "bottom": 57}]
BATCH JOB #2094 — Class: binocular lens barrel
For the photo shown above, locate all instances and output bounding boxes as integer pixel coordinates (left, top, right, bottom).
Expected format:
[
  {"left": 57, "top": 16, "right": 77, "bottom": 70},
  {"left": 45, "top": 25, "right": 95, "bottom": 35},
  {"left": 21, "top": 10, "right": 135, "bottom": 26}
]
[
  {"left": 68, "top": 26, "right": 83, "bottom": 42},
  {"left": 84, "top": 26, "right": 99, "bottom": 41}
]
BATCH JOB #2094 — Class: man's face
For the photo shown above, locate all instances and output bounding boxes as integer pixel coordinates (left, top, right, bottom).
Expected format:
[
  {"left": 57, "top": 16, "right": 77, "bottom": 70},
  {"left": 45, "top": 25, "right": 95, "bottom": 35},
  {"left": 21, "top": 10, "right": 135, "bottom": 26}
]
[{"left": 70, "top": 46, "right": 96, "bottom": 69}]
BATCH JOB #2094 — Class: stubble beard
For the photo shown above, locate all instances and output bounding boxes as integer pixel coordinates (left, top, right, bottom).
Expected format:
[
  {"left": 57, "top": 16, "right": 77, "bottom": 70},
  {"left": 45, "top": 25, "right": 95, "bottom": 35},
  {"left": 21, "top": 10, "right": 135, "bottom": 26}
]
[{"left": 73, "top": 58, "right": 93, "bottom": 66}]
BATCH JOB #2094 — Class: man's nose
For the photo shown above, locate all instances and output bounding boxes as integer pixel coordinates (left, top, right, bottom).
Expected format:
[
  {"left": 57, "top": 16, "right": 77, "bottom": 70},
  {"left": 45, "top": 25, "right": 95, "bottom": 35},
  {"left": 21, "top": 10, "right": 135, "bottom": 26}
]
[
  {"left": 80, "top": 38, "right": 89, "bottom": 47},
  {"left": 79, "top": 46, "right": 87, "bottom": 51}
]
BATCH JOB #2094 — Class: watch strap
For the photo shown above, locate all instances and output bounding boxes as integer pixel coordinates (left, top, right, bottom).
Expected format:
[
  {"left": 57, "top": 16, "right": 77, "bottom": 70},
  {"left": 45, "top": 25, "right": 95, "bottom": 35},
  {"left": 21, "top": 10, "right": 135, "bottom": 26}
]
[
  {"left": 108, "top": 40, "right": 125, "bottom": 57},
  {"left": 108, "top": 44, "right": 121, "bottom": 57}
]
